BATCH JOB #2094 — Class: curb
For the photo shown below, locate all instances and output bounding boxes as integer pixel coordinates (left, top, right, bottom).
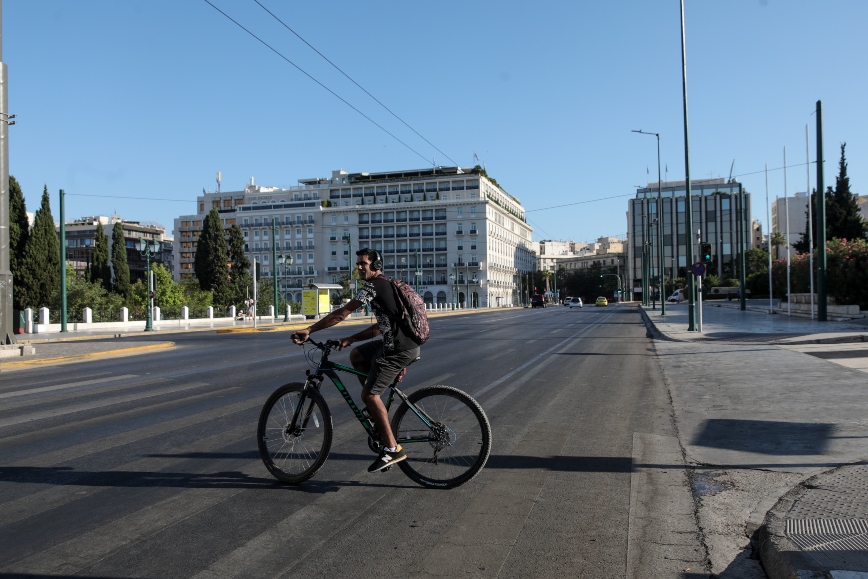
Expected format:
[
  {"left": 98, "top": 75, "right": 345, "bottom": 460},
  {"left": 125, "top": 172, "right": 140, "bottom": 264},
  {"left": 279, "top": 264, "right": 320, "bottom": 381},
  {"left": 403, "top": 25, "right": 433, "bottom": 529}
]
[
  {"left": 0, "top": 341, "right": 175, "bottom": 371},
  {"left": 756, "top": 468, "right": 839, "bottom": 579}
]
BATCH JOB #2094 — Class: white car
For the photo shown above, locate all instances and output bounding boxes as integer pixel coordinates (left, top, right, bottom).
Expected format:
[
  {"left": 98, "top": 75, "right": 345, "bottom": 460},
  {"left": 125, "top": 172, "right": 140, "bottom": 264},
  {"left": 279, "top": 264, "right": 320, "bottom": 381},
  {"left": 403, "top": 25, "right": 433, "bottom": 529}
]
[{"left": 569, "top": 297, "right": 583, "bottom": 308}]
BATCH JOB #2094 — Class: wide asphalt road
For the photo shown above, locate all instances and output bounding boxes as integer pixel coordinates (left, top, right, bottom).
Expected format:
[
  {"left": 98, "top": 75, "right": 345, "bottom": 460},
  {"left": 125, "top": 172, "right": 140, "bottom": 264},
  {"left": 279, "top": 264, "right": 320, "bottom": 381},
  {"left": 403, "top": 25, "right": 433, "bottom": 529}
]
[{"left": 0, "top": 304, "right": 705, "bottom": 578}]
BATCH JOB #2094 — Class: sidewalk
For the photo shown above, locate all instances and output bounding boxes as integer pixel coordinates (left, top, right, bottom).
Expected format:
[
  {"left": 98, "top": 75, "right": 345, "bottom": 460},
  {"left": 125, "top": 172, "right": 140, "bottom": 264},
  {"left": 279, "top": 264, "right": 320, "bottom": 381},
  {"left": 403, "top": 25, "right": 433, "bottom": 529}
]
[{"left": 641, "top": 301, "right": 868, "bottom": 578}]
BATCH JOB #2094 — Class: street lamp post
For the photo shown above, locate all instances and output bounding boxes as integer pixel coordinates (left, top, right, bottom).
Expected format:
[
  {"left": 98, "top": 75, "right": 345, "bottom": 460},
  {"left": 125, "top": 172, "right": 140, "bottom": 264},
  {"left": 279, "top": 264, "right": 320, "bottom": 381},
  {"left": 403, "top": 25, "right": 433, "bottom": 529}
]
[
  {"left": 449, "top": 273, "right": 456, "bottom": 309},
  {"left": 137, "top": 239, "right": 161, "bottom": 332},
  {"left": 632, "top": 129, "right": 665, "bottom": 315},
  {"left": 278, "top": 254, "right": 293, "bottom": 321}
]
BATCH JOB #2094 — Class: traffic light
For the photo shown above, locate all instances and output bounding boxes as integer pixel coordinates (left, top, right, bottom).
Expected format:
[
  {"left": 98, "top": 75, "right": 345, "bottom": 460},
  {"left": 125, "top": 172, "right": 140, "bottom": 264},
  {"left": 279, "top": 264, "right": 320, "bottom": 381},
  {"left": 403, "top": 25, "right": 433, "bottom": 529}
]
[{"left": 701, "top": 243, "right": 712, "bottom": 263}]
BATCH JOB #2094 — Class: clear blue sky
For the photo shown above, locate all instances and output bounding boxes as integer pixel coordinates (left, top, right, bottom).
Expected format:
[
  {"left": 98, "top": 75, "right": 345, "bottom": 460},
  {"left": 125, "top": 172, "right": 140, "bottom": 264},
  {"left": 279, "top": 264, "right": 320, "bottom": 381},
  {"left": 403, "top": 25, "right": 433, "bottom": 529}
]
[{"left": 6, "top": 1, "right": 866, "bottom": 243}]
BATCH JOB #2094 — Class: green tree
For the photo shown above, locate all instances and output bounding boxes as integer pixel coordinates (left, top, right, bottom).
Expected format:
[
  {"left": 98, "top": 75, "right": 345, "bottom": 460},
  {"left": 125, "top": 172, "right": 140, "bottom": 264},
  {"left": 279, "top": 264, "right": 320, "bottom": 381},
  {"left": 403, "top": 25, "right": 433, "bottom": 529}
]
[
  {"left": 17, "top": 186, "right": 60, "bottom": 308},
  {"left": 796, "top": 145, "right": 868, "bottom": 252},
  {"left": 744, "top": 248, "right": 770, "bottom": 276},
  {"left": 8, "top": 176, "right": 30, "bottom": 310},
  {"left": 194, "top": 208, "right": 230, "bottom": 305},
  {"left": 828, "top": 143, "right": 867, "bottom": 241},
  {"left": 90, "top": 222, "right": 112, "bottom": 291},
  {"left": 51, "top": 264, "right": 126, "bottom": 322},
  {"left": 769, "top": 230, "right": 786, "bottom": 260},
  {"left": 111, "top": 221, "right": 132, "bottom": 300},
  {"left": 227, "top": 224, "right": 250, "bottom": 306}
]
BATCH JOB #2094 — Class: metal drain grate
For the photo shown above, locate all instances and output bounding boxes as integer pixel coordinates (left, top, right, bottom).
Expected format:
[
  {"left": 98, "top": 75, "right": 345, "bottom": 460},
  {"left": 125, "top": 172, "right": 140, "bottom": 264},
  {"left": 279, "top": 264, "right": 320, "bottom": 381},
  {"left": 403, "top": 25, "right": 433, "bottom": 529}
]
[{"left": 785, "top": 519, "right": 868, "bottom": 571}]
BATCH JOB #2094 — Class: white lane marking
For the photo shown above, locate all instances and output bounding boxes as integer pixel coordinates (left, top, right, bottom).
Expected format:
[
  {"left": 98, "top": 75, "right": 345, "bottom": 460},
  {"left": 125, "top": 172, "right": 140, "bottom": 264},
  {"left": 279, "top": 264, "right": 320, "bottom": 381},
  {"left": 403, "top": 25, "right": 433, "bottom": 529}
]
[{"left": 0, "top": 374, "right": 140, "bottom": 400}]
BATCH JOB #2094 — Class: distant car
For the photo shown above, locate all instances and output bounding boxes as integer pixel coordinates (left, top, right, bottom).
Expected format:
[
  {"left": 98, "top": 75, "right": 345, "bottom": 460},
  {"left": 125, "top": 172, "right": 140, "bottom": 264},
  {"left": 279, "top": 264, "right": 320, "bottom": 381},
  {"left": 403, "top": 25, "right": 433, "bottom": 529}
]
[
  {"left": 595, "top": 296, "right": 608, "bottom": 307},
  {"left": 569, "top": 297, "right": 583, "bottom": 309},
  {"left": 531, "top": 294, "right": 546, "bottom": 308}
]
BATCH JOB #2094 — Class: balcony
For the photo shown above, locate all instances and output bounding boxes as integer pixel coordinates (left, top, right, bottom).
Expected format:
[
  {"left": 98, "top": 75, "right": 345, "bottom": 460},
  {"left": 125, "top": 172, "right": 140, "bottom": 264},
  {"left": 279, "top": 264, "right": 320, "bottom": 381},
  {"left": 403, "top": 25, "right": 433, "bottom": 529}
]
[
  {"left": 435, "top": 231, "right": 447, "bottom": 236},
  {"left": 422, "top": 216, "right": 434, "bottom": 221},
  {"left": 371, "top": 219, "right": 382, "bottom": 224},
  {"left": 358, "top": 219, "right": 370, "bottom": 224},
  {"left": 329, "top": 236, "right": 337, "bottom": 241},
  {"left": 339, "top": 266, "right": 350, "bottom": 271},
  {"left": 358, "top": 234, "right": 370, "bottom": 240},
  {"left": 383, "top": 218, "right": 395, "bottom": 223},
  {"left": 469, "top": 229, "right": 478, "bottom": 235},
  {"left": 395, "top": 217, "right": 407, "bottom": 222},
  {"left": 467, "top": 261, "right": 480, "bottom": 267},
  {"left": 328, "top": 267, "right": 338, "bottom": 271}
]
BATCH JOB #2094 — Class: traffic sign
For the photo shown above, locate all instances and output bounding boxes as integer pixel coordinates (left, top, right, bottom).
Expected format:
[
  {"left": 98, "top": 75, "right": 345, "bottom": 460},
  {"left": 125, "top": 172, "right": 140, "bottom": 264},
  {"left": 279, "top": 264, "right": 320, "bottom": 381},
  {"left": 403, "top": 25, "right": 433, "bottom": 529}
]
[{"left": 691, "top": 262, "right": 706, "bottom": 277}]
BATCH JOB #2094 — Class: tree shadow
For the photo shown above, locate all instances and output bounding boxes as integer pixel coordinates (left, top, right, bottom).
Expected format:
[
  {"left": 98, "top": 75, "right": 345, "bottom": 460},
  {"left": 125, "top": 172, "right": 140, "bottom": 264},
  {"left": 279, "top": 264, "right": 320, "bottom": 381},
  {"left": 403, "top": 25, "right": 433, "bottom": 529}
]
[{"left": 690, "top": 419, "right": 835, "bottom": 456}]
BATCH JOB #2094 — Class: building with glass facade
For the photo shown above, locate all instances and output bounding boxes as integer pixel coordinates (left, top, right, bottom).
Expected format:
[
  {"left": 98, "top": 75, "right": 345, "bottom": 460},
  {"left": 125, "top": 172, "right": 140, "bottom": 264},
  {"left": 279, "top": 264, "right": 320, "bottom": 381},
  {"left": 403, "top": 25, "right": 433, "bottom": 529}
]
[{"left": 627, "top": 178, "right": 751, "bottom": 300}]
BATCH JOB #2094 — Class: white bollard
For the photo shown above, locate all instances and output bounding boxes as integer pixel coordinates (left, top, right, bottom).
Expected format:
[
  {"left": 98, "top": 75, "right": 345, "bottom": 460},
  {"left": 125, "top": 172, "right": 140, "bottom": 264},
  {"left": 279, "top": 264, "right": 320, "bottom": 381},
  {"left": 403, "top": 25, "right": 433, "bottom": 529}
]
[
  {"left": 153, "top": 306, "right": 161, "bottom": 322},
  {"left": 285, "top": 304, "right": 291, "bottom": 319},
  {"left": 24, "top": 308, "right": 33, "bottom": 333},
  {"left": 207, "top": 306, "right": 214, "bottom": 319},
  {"left": 83, "top": 307, "right": 93, "bottom": 324},
  {"left": 181, "top": 306, "right": 189, "bottom": 320},
  {"left": 38, "top": 307, "right": 49, "bottom": 325},
  {"left": 228, "top": 305, "right": 236, "bottom": 319},
  {"left": 268, "top": 305, "right": 275, "bottom": 318},
  {"left": 120, "top": 307, "right": 129, "bottom": 322}
]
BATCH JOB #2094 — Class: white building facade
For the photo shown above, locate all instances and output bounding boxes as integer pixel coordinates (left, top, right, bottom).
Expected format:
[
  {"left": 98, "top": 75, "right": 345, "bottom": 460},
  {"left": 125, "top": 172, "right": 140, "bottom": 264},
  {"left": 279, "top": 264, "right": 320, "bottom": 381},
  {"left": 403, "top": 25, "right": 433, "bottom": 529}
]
[{"left": 174, "top": 167, "right": 534, "bottom": 308}]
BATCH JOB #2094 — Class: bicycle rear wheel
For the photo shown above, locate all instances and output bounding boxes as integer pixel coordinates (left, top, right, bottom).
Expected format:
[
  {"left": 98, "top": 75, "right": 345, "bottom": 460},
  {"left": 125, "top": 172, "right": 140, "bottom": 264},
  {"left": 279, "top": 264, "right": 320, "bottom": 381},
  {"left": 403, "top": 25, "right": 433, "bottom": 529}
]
[
  {"left": 258, "top": 382, "right": 333, "bottom": 484},
  {"left": 392, "top": 385, "right": 491, "bottom": 489}
]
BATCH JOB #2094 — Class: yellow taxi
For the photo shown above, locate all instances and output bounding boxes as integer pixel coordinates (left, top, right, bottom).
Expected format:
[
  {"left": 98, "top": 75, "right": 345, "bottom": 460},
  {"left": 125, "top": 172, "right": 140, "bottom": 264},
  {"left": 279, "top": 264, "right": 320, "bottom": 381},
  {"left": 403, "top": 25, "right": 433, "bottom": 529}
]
[{"left": 595, "top": 296, "right": 608, "bottom": 307}]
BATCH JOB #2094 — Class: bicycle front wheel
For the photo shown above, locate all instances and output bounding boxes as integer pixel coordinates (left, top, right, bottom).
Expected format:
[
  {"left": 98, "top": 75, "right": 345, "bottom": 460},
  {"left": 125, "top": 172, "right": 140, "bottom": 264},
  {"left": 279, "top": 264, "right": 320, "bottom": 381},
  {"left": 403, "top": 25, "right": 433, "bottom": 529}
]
[
  {"left": 257, "top": 382, "right": 333, "bottom": 484},
  {"left": 392, "top": 385, "right": 492, "bottom": 489}
]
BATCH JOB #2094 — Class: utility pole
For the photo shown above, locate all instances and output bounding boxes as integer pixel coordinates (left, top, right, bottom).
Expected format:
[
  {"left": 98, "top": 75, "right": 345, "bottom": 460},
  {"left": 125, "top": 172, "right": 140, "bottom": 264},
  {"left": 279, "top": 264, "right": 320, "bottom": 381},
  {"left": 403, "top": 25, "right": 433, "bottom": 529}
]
[
  {"left": 60, "top": 190, "right": 67, "bottom": 332},
  {"left": 816, "top": 100, "right": 827, "bottom": 321},
  {"left": 0, "top": 0, "right": 15, "bottom": 344},
  {"left": 271, "top": 218, "right": 278, "bottom": 321},
  {"left": 680, "top": 0, "right": 697, "bottom": 331}
]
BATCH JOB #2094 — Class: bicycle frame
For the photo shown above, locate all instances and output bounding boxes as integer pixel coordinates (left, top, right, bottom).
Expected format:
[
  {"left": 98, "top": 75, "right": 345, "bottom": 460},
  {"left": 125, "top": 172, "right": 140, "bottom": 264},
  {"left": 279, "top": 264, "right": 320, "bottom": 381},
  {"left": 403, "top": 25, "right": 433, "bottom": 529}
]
[{"left": 290, "top": 340, "right": 438, "bottom": 446}]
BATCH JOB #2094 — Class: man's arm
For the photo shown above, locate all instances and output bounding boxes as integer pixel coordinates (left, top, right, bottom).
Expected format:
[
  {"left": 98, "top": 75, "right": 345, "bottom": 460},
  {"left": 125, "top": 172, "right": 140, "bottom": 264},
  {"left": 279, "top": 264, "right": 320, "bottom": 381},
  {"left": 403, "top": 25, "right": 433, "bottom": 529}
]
[
  {"left": 291, "top": 299, "right": 363, "bottom": 344},
  {"left": 339, "top": 323, "right": 381, "bottom": 349}
]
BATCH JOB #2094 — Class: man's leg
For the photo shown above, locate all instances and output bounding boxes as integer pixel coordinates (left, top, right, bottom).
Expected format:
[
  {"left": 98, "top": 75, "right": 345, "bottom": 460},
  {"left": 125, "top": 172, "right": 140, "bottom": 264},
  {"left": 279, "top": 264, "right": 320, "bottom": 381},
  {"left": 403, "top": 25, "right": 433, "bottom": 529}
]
[{"left": 363, "top": 347, "right": 420, "bottom": 472}]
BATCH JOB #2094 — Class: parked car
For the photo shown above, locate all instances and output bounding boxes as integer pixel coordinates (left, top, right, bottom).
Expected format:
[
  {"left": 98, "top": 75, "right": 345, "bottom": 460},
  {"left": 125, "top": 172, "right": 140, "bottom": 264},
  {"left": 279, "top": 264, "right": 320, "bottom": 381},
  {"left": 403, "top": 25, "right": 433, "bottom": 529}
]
[
  {"left": 531, "top": 294, "right": 546, "bottom": 308},
  {"left": 569, "top": 297, "right": 583, "bottom": 308},
  {"left": 595, "top": 296, "right": 608, "bottom": 307}
]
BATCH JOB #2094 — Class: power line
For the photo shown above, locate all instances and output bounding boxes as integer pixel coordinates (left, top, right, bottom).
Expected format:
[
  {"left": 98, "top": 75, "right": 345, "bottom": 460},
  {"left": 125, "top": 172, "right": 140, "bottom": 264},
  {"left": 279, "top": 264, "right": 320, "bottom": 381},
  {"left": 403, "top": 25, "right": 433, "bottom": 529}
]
[
  {"left": 526, "top": 192, "right": 636, "bottom": 213},
  {"left": 253, "top": 0, "right": 459, "bottom": 167},
  {"left": 202, "top": 0, "right": 433, "bottom": 166}
]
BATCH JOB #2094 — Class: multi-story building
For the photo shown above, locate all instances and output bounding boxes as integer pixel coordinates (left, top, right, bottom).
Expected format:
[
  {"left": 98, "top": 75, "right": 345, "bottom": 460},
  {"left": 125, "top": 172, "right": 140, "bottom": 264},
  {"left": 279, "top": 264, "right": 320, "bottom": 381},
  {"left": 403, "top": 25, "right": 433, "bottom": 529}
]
[
  {"left": 557, "top": 237, "right": 627, "bottom": 273},
  {"left": 64, "top": 215, "right": 173, "bottom": 282},
  {"left": 771, "top": 192, "right": 810, "bottom": 260},
  {"left": 627, "top": 178, "right": 751, "bottom": 300},
  {"left": 173, "top": 167, "right": 534, "bottom": 308}
]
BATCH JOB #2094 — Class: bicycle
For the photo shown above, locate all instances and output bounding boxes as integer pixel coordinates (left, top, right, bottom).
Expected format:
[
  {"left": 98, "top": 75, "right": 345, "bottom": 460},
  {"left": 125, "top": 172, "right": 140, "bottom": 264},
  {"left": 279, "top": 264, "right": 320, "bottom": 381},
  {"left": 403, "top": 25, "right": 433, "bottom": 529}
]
[{"left": 257, "top": 338, "right": 492, "bottom": 489}]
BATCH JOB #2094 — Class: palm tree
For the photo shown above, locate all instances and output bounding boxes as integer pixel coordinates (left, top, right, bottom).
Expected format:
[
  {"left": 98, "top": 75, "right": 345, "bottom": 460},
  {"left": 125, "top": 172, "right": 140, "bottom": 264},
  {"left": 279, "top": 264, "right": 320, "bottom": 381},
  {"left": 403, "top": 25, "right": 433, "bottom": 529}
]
[{"left": 770, "top": 230, "right": 786, "bottom": 260}]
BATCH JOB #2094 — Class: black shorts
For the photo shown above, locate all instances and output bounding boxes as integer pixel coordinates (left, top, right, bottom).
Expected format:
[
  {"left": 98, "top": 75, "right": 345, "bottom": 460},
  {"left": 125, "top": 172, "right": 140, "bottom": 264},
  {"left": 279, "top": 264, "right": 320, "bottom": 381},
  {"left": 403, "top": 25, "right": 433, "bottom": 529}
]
[{"left": 353, "top": 340, "right": 420, "bottom": 396}]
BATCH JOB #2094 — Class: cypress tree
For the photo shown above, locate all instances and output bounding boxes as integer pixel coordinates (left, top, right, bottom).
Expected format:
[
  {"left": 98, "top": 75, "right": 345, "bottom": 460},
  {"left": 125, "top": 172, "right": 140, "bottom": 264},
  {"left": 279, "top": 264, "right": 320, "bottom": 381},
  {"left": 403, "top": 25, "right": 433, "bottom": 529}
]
[
  {"left": 17, "top": 186, "right": 60, "bottom": 308},
  {"left": 227, "top": 224, "right": 251, "bottom": 305},
  {"left": 194, "top": 208, "right": 230, "bottom": 304},
  {"left": 90, "top": 222, "right": 112, "bottom": 292},
  {"left": 8, "top": 176, "right": 30, "bottom": 310},
  {"left": 111, "top": 221, "right": 132, "bottom": 300},
  {"left": 828, "top": 143, "right": 867, "bottom": 241}
]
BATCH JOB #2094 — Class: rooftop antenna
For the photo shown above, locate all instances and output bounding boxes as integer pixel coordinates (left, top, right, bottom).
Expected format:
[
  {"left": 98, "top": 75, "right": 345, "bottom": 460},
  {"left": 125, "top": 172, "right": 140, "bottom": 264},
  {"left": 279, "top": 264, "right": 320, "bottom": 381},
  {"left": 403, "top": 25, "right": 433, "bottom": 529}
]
[
  {"left": 216, "top": 171, "right": 222, "bottom": 193},
  {"left": 728, "top": 160, "right": 735, "bottom": 183}
]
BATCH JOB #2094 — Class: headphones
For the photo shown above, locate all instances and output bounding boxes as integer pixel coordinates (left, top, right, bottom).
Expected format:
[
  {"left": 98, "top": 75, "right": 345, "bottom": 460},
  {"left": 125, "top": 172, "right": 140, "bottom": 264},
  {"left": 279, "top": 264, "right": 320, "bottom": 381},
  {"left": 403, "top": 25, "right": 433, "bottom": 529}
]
[{"left": 369, "top": 249, "right": 383, "bottom": 271}]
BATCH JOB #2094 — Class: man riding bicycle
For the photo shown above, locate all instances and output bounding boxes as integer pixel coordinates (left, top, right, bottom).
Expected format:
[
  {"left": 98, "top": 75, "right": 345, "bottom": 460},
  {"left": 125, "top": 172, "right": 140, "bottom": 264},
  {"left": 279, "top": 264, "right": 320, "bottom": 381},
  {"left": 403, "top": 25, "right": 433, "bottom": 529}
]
[{"left": 291, "top": 248, "right": 421, "bottom": 473}]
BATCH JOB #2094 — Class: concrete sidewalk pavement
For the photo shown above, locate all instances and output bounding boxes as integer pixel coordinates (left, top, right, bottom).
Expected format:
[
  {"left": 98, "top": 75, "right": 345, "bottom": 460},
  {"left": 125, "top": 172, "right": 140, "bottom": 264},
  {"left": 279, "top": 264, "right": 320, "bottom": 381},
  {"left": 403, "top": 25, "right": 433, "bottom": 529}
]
[{"left": 641, "top": 302, "right": 868, "bottom": 578}]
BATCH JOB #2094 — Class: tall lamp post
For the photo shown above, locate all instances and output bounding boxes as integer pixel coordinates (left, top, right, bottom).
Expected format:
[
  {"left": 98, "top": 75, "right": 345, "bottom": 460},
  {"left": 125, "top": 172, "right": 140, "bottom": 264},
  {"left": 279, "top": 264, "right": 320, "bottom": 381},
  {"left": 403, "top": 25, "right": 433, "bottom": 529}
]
[
  {"left": 278, "top": 254, "right": 293, "bottom": 321},
  {"left": 632, "top": 129, "right": 665, "bottom": 314},
  {"left": 450, "top": 273, "right": 456, "bottom": 308},
  {"left": 137, "top": 239, "right": 161, "bottom": 332}
]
